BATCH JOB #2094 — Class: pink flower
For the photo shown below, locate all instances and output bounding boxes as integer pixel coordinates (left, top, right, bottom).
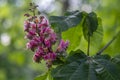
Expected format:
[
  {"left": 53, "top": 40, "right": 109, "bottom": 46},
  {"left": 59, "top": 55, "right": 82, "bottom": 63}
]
[
  {"left": 57, "top": 40, "right": 69, "bottom": 52},
  {"left": 44, "top": 27, "right": 53, "bottom": 34},
  {"left": 43, "top": 52, "right": 56, "bottom": 67},
  {"left": 37, "top": 47, "right": 44, "bottom": 53},
  {"left": 33, "top": 36, "right": 43, "bottom": 44},
  {"left": 49, "top": 33, "right": 57, "bottom": 43},
  {"left": 31, "top": 22, "right": 36, "bottom": 30},
  {"left": 33, "top": 52, "right": 43, "bottom": 63},
  {"left": 43, "top": 27, "right": 57, "bottom": 43},
  {"left": 25, "top": 30, "right": 36, "bottom": 40},
  {"left": 24, "top": 21, "right": 30, "bottom": 31},
  {"left": 38, "top": 23, "right": 48, "bottom": 28},
  {"left": 44, "top": 39, "right": 51, "bottom": 48},
  {"left": 25, "top": 33, "right": 33, "bottom": 40},
  {"left": 37, "top": 16, "right": 49, "bottom": 28},
  {"left": 44, "top": 52, "right": 56, "bottom": 61},
  {"left": 29, "top": 30, "right": 36, "bottom": 36},
  {"left": 26, "top": 40, "right": 38, "bottom": 51},
  {"left": 33, "top": 47, "right": 44, "bottom": 63},
  {"left": 40, "top": 16, "right": 49, "bottom": 27}
]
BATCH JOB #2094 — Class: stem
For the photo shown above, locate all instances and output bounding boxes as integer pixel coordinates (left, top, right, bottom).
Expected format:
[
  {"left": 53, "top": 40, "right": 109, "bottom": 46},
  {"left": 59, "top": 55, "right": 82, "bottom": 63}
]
[
  {"left": 96, "top": 30, "right": 120, "bottom": 55},
  {"left": 87, "top": 34, "right": 90, "bottom": 56}
]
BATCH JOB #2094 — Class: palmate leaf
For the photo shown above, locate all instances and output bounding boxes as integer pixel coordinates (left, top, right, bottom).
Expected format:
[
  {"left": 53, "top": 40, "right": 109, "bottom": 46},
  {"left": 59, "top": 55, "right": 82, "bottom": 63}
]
[{"left": 51, "top": 50, "right": 120, "bottom": 80}]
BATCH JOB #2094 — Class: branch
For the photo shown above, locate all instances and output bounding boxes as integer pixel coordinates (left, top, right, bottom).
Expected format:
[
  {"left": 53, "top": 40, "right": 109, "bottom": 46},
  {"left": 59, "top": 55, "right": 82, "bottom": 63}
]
[{"left": 96, "top": 30, "right": 120, "bottom": 55}]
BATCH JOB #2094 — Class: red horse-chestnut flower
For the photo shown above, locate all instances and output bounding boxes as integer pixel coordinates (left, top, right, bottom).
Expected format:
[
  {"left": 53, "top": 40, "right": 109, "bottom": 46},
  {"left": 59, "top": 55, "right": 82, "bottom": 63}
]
[{"left": 24, "top": 15, "right": 69, "bottom": 68}]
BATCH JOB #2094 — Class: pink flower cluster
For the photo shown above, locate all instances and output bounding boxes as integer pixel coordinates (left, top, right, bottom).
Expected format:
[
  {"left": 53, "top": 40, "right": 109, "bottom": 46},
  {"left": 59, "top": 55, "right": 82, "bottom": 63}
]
[{"left": 24, "top": 16, "right": 69, "bottom": 67}]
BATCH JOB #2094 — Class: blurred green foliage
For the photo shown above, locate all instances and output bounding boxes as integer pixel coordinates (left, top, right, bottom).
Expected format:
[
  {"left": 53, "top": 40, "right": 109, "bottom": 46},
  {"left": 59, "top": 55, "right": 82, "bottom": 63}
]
[
  {"left": 0, "top": 0, "right": 120, "bottom": 80},
  {"left": 0, "top": 0, "right": 47, "bottom": 80},
  {"left": 96, "top": 0, "right": 120, "bottom": 56}
]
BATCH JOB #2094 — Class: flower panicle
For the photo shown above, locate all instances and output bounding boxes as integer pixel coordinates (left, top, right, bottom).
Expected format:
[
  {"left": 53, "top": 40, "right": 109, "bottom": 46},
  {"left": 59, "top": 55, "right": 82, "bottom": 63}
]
[{"left": 24, "top": 4, "right": 69, "bottom": 68}]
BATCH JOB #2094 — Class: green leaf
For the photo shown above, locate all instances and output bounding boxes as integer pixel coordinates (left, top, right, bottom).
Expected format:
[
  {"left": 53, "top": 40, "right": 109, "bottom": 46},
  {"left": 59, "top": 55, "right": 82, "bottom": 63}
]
[
  {"left": 72, "top": 17, "right": 103, "bottom": 55},
  {"left": 64, "top": 10, "right": 80, "bottom": 16},
  {"left": 49, "top": 11, "right": 85, "bottom": 33},
  {"left": 34, "top": 72, "right": 48, "bottom": 80},
  {"left": 111, "top": 55, "right": 120, "bottom": 72},
  {"left": 112, "top": 55, "right": 120, "bottom": 66},
  {"left": 82, "top": 12, "right": 99, "bottom": 40},
  {"left": 95, "top": 58, "right": 120, "bottom": 80},
  {"left": 62, "top": 21, "right": 83, "bottom": 52},
  {"left": 90, "top": 18, "right": 103, "bottom": 53},
  {"left": 51, "top": 50, "right": 120, "bottom": 80},
  {"left": 53, "top": 57, "right": 65, "bottom": 65},
  {"left": 66, "top": 49, "right": 87, "bottom": 63},
  {"left": 113, "top": 34, "right": 120, "bottom": 54},
  {"left": 94, "top": 54, "right": 111, "bottom": 60}
]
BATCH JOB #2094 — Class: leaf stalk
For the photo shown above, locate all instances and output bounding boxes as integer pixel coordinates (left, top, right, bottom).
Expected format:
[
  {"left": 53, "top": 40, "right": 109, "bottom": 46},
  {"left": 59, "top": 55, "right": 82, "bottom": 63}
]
[{"left": 87, "top": 34, "right": 90, "bottom": 56}]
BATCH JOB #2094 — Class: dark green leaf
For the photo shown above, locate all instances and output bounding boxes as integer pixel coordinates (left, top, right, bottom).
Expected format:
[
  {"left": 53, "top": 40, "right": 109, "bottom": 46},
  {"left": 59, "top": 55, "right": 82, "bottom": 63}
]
[
  {"left": 64, "top": 10, "right": 80, "bottom": 16},
  {"left": 53, "top": 57, "right": 65, "bottom": 65},
  {"left": 82, "top": 12, "right": 98, "bottom": 40},
  {"left": 95, "top": 59, "right": 120, "bottom": 80},
  {"left": 66, "top": 49, "right": 87, "bottom": 63},
  {"left": 94, "top": 54, "right": 111, "bottom": 60},
  {"left": 111, "top": 55, "right": 120, "bottom": 72},
  {"left": 51, "top": 50, "right": 120, "bottom": 80},
  {"left": 49, "top": 11, "right": 85, "bottom": 33}
]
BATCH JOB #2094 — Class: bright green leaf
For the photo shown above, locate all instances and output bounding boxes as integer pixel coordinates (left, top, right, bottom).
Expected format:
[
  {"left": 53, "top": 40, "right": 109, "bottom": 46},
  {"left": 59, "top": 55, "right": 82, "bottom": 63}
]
[
  {"left": 90, "top": 18, "right": 103, "bottom": 54},
  {"left": 62, "top": 22, "right": 83, "bottom": 52},
  {"left": 34, "top": 72, "right": 48, "bottom": 80}
]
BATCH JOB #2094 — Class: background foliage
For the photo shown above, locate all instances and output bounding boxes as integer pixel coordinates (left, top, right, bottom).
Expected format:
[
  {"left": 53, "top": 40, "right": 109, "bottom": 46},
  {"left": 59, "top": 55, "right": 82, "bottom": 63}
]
[{"left": 0, "top": 0, "right": 120, "bottom": 80}]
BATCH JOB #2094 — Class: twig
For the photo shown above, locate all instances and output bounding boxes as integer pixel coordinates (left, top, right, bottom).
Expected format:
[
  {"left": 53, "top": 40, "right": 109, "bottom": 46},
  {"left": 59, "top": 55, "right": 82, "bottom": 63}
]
[{"left": 96, "top": 30, "right": 120, "bottom": 55}]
